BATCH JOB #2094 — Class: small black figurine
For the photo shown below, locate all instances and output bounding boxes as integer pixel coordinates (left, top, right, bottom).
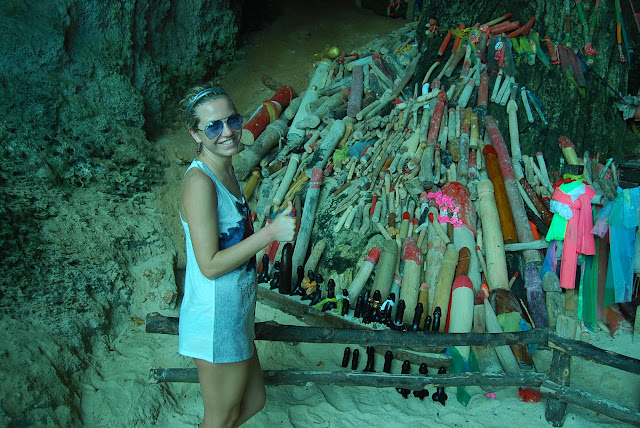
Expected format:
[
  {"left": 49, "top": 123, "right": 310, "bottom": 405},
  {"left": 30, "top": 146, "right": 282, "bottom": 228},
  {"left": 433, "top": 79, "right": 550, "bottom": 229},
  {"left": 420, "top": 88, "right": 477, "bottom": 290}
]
[
  {"left": 308, "top": 273, "right": 324, "bottom": 306},
  {"left": 269, "top": 261, "right": 280, "bottom": 290},
  {"left": 432, "top": 366, "right": 448, "bottom": 405},
  {"left": 392, "top": 299, "right": 406, "bottom": 330},
  {"left": 424, "top": 315, "right": 432, "bottom": 332},
  {"left": 257, "top": 254, "right": 271, "bottom": 283},
  {"left": 369, "top": 290, "right": 382, "bottom": 323},
  {"left": 300, "top": 270, "right": 316, "bottom": 301},
  {"left": 411, "top": 303, "right": 424, "bottom": 331},
  {"left": 432, "top": 306, "right": 442, "bottom": 332},
  {"left": 322, "top": 278, "right": 337, "bottom": 312},
  {"left": 351, "top": 348, "right": 360, "bottom": 370},
  {"left": 397, "top": 360, "right": 411, "bottom": 398},
  {"left": 381, "top": 293, "right": 395, "bottom": 326},
  {"left": 341, "top": 347, "right": 351, "bottom": 368},
  {"left": 363, "top": 346, "right": 375, "bottom": 372},
  {"left": 383, "top": 350, "right": 393, "bottom": 373},
  {"left": 290, "top": 266, "right": 305, "bottom": 296},
  {"left": 362, "top": 290, "right": 372, "bottom": 324},
  {"left": 353, "top": 295, "right": 364, "bottom": 318},
  {"left": 412, "top": 363, "right": 429, "bottom": 400},
  {"left": 340, "top": 289, "right": 350, "bottom": 316}
]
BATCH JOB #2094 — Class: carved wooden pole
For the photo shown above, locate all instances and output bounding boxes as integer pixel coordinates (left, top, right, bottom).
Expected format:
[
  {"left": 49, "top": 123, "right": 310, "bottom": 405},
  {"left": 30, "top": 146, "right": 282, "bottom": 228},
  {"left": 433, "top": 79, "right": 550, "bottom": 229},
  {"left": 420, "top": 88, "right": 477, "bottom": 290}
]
[
  {"left": 482, "top": 145, "right": 518, "bottom": 244},
  {"left": 419, "top": 91, "right": 447, "bottom": 189},
  {"left": 371, "top": 240, "right": 398, "bottom": 300},
  {"left": 485, "top": 115, "right": 541, "bottom": 266},
  {"left": 346, "top": 247, "right": 381, "bottom": 300},
  {"left": 400, "top": 237, "right": 423, "bottom": 325},
  {"left": 431, "top": 244, "right": 459, "bottom": 330},
  {"left": 476, "top": 179, "right": 509, "bottom": 290},
  {"left": 291, "top": 168, "right": 324, "bottom": 286},
  {"left": 442, "top": 181, "right": 481, "bottom": 291},
  {"left": 233, "top": 119, "right": 288, "bottom": 180}
]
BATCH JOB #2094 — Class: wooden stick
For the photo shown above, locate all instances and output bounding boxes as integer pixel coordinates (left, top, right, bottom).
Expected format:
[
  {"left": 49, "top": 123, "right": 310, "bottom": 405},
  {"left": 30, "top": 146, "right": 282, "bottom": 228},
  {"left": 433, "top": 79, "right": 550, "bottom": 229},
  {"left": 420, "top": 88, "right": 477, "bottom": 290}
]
[
  {"left": 242, "top": 170, "right": 261, "bottom": 201},
  {"left": 476, "top": 179, "right": 509, "bottom": 289},
  {"left": 233, "top": 119, "right": 289, "bottom": 180},
  {"left": 303, "top": 239, "right": 326, "bottom": 276},
  {"left": 541, "top": 381, "right": 640, "bottom": 427},
  {"left": 548, "top": 333, "right": 640, "bottom": 374},
  {"left": 146, "top": 314, "right": 550, "bottom": 346},
  {"left": 485, "top": 116, "right": 541, "bottom": 265},
  {"left": 151, "top": 368, "right": 548, "bottom": 388},
  {"left": 292, "top": 168, "right": 324, "bottom": 285},
  {"left": 483, "top": 297, "right": 521, "bottom": 373},
  {"left": 483, "top": 145, "right": 518, "bottom": 244},
  {"left": 371, "top": 240, "right": 398, "bottom": 299},
  {"left": 400, "top": 237, "right": 423, "bottom": 324},
  {"left": 345, "top": 247, "right": 381, "bottom": 299},
  {"left": 432, "top": 244, "right": 459, "bottom": 328}
]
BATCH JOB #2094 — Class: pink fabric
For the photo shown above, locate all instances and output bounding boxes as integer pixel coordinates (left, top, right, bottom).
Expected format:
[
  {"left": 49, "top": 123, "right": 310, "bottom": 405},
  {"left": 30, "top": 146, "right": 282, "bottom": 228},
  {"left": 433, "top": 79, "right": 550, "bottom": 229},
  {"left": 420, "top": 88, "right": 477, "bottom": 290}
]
[{"left": 551, "top": 185, "right": 596, "bottom": 289}]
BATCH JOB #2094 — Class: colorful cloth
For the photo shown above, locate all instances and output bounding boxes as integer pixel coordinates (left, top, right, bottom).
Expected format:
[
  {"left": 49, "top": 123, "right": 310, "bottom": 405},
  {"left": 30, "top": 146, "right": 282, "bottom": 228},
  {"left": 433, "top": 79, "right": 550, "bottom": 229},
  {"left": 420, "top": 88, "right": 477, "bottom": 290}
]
[
  {"left": 595, "top": 187, "right": 640, "bottom": 303},
  {"left": 548, "top": 182, "right": 596, "bottom": 289}
]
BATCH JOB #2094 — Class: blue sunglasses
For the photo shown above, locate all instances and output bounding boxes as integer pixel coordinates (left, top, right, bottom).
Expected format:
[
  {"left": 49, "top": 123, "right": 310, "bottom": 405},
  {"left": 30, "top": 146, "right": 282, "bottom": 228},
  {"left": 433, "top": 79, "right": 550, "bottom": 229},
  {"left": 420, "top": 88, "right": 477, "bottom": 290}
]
[{"left": 197, "top": 113, "right": 243, "bottom": 140}]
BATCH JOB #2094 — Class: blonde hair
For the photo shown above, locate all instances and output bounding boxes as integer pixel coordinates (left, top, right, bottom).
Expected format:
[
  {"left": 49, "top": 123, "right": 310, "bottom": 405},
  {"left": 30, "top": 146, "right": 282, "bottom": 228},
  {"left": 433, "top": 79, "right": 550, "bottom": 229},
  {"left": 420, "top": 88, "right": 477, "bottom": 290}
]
[{"left": 180, "top": 83, "right": 233, "bottom": 130}]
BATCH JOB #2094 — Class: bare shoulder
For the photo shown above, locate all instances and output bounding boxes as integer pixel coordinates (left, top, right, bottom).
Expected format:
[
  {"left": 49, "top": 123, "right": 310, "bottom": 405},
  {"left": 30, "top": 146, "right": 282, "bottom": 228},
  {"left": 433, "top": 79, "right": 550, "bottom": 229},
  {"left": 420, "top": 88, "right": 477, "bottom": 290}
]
[
  {"left": 181, "top": 168, "right": 218, "bottom": 218},
  {"left": 182, "top": 167, "right": 216, "bottom": 194}
]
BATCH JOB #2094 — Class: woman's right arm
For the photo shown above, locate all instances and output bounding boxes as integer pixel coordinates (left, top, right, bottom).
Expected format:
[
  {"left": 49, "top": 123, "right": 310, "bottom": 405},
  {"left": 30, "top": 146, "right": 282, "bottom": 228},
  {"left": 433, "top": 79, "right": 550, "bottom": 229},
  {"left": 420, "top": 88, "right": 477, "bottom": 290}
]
[{"left": 182, "top": 170, "right": 297, "bottom": 279}]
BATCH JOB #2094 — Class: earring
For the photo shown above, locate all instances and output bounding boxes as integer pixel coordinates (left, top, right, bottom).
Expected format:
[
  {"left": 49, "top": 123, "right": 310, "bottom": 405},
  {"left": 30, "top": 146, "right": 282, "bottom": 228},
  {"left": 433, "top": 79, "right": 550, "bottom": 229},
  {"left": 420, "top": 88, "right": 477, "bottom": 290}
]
[{"left": 197, "top": 142, "right": 202, "bottom": 153}]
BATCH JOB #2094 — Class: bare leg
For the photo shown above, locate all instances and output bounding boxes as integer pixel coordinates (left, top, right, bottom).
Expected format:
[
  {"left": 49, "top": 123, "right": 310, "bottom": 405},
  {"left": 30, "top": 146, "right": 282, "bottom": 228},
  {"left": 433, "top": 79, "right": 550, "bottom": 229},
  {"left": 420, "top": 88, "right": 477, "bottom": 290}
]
[
  {"left": 194, "top": 346, "right": 265, "bottom": 428},
  {"left": 234, "top": 348, "right": 266, "bottom": 427}
]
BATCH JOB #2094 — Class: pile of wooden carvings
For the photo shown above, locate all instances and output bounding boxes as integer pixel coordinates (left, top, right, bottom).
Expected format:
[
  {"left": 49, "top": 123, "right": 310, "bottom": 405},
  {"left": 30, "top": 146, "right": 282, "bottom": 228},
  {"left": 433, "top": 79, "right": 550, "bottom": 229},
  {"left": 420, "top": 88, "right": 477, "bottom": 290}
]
[
  {"left": 233, "top": 17, "right": 629, "bottom": 355},
  {"left": 162, "top": 17, "right": 639, "bottom": 426}
]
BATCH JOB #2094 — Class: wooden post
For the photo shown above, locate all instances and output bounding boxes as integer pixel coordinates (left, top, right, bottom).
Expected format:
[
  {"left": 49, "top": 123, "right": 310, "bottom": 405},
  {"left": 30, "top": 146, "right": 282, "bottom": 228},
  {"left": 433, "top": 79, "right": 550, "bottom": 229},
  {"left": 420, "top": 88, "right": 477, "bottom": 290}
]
[
  {"left": 483, "top": 145, "right": 518, "bottom": 244},
  {"left": 476, "top": 179, "right": 509, "bottom": 290},
  {"left": 432, "top": 244, "right": 459, "bottom": 327},
  {"left": 233, "top": 119, "right": 289, "bottom": 180},
  {"left": 150, "top": 368, "right": 548, "bottom": 388},
  {"left": 345, "top": 247, "right": 381, "bottom": 300},
  {"left": 292, "top": 168, "right": 324, "bottom": 286},
  {"left": 371, "top": 240, "right": 398, "bottom": 300},
  {"left": 400, "top": 237, "right": 423, "bottom": 324},
  {"left": 545, "top": 315, "right": 578, "bottom": 426},
  {"left": 485, "top": 115, "right": 541, "bottom": 266}
]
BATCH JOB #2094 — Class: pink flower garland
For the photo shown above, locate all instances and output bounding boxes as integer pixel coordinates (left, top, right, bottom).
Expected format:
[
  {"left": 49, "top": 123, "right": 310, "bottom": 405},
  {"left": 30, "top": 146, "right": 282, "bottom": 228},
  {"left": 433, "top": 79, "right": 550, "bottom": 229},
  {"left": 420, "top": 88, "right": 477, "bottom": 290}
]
[{"left": 426, "top": 191, "right": 463, "bottom": 227}]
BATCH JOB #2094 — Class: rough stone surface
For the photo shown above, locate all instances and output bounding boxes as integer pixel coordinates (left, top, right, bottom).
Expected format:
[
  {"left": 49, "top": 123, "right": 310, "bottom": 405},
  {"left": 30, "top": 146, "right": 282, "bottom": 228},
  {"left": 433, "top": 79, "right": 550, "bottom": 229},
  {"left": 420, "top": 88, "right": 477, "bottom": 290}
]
[
  {"left": 415, "top": 0, "right": 640, "bottom": 169},
  {"left": 0, "top": 0, "right": 243, "bottom": 425}
]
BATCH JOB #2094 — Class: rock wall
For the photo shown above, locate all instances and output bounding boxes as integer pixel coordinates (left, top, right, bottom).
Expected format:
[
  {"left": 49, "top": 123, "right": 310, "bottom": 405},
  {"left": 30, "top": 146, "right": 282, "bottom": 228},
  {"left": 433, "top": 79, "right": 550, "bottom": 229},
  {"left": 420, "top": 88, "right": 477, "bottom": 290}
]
[
  {"left": 0, "top": 0, "right": 244, "bottom": 425},
  {"left": 414, "top": 0, "right": 639, "bottom": 170}
]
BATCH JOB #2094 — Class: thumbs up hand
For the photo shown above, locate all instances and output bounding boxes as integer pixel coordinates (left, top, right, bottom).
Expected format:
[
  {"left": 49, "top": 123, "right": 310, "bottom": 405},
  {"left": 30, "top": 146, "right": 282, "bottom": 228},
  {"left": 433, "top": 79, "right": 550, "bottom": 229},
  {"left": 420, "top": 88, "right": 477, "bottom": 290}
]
[{"left": 268, "top": 201, "right": 297, "bottom": 242}]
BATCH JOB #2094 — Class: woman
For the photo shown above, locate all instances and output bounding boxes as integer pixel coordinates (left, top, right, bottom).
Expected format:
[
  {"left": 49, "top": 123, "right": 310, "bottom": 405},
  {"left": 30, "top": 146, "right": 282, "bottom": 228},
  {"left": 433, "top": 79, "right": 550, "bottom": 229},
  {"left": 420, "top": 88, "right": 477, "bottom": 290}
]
[{"left": 179, "top": 85, "right": 297, "bottom": 427}]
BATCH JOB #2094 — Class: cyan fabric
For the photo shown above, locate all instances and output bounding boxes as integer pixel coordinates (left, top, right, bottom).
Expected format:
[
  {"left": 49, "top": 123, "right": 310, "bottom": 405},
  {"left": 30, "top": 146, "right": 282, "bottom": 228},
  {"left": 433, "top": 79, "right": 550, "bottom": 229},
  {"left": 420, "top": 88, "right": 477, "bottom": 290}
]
[{"left": 600, "top": 187, "right": 640, "bottom": 303}]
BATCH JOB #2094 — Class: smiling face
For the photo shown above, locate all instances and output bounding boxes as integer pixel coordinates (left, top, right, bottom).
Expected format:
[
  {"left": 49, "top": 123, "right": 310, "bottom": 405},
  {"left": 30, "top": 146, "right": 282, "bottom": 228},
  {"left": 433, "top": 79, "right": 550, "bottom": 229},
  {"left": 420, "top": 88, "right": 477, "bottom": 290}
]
[{"left": 189, "top": 97, "right": 241, "bottom": 159}]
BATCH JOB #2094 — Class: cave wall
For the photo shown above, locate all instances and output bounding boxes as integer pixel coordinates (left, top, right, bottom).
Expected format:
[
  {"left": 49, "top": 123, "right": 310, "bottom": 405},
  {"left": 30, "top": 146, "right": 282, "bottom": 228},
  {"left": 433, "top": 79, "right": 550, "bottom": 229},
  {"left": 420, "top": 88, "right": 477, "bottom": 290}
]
[
  {"left": 0, "top": 0, "right": 246, "bottom": 425},
  {"left": 414, "top": 0, "right": 639, "bottom": 171}
]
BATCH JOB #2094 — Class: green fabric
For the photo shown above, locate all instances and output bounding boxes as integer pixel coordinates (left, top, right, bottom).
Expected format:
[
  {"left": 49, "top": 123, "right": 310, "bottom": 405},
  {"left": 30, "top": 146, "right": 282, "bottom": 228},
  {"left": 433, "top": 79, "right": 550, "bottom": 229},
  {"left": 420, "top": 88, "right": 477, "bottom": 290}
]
[
  {"left": 496, "top": 311, "right": 526, "bottom": 332},
  {"left": 447, "top": 346, "right": 471, "bottom": 406},
  {"left": 559, "top": 180, "right": 586, "bottom": 194},
  {"left": 582, "top": 239, "right": 599, "bottom": 327},
  {"left": 604, "top": 253, "right": 616, "bottom": 307},
  {"left": 546, "top": 214, "right": 568, "bottom": 241},
  {"left": 332, "top": 148, "right": 349, "bottom": 164}
]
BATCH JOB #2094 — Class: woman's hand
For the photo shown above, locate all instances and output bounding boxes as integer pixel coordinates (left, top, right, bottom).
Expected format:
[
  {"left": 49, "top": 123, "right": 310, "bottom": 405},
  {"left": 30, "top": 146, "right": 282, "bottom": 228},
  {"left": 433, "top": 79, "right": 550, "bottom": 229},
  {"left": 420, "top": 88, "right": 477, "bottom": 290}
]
[{"left": 268, "top": 201, "right": 298, "bottom": 243}]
